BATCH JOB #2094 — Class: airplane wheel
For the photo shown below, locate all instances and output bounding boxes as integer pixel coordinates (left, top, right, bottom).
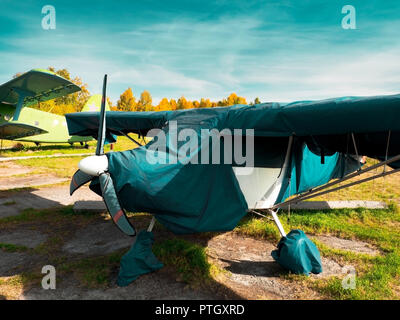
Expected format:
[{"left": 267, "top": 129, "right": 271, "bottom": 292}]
[
  {"left": 84, "top": 143, "right": 89, "bottom": 149},
  {"left": 69, "top": 143, "right": 73, "bottom": 146},
  {"left": 35, "top": 142, "right": 40, "bottom": 147},
  {"left": 80, "top": 142, "right": 84, "bottom": 146}
]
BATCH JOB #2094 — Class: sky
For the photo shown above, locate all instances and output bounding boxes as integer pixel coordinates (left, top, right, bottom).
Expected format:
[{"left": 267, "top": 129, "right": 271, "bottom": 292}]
[{"left": 0, "top": 0, "right": 400, "bottom": 104}]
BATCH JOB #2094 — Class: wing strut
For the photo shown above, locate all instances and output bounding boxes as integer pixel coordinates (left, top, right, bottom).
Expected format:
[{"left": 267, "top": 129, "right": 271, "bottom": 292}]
[
  {"left": 270, "top": 153, "right": 400, "bottom": 210},
  {"left": 118, "top": 131, "right": 143, "bottom": 147}
]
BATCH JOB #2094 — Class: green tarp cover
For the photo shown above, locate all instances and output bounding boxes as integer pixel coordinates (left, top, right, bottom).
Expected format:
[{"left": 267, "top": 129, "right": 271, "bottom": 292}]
[
  {"left": 277, "top": 142, "right": 361, "bottom": 203},
  {"left": 66, "top": 94, "right": 400, "bottom": 138},
  {"left": 117, "top": 230, "right": 163, "bottom": 287},
  {"left": 87, "top": 135, "right": 357, "bottom": 235},
  {"left": 271, "top": 230, "right": 323, "bottom": 275},
  {"left": 67, "top": 94, "right": 400, "bottom": 165},
  {"left": 69, "top": 93, "right": 400, "bottom": 234}
]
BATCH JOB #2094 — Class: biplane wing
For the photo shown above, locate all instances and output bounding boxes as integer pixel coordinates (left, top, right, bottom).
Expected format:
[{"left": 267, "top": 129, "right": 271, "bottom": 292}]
[
  {"left": 0, "top": 69, "right": 81, "bottom": 121},
  {"left": 66, "top": 87, "right": 400, "bottom": 279},
  {"left": 0, "top": 69, "right": 80, "bottom": 107},
  {"left": 66, "top": 110, "right": 169, "bottom": 137},
  {"left": 65, "top": 92, "right": 400, "bottom": 229},
  {"left": 0, "top": 122, "right": 48, "bottom": 140},
  {"left": 66, "top": 93, "right": 400, "bottom": 165}
]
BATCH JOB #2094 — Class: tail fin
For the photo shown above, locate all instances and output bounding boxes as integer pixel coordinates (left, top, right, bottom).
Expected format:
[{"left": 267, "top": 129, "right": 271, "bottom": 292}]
[{"left": 81, "top": 94, "right": 110, "bottom": 112}]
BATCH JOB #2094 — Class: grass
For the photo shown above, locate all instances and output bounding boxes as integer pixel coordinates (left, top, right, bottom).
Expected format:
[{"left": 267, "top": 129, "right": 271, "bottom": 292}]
[
  {"left": 312, "top": 158, "right": 400, "bottom": 203},
  {"left": 56, "top": 238, "right": 214, "bottom": 289},
  {"left": 59, "top": 252, "right": 123, "bottom": 288},
  {"left": 3, "top": 200, "right": 16, "bottom": 206},
  {"left": 236, "top": 205, "right": 400, "bottom": 299},
  {"left": 153, "top": 238, "right": 212, "bottom": 285},
  {"left": 0, "top": 135, "right": 145, "bottom": 158},
  {"left": 2, "top": 145, "right": 400, "bottom": 299},
  {"left": 14, "top": 157, "right": 83, "bottom": 178},
  {"left": 0, "top": 243, "right": 29, "bottom": 253},
  {"left": 0, "top": 136, "right": 145, "bottom": 179}
]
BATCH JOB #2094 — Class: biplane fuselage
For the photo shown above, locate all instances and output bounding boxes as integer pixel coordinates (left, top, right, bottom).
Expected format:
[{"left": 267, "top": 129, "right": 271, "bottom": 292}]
[
  {"left": 0, "top": 69, "right": 105, "bottom": 145},
  {"left": 0, "top": 103, "right": 92, "bottom": 144}
]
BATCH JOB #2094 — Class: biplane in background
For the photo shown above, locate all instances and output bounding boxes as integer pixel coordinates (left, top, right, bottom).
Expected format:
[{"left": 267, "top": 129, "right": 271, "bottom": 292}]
[
  {"left": 0, "top": 69, "right": 109, "bottom": 146},
  {"left": 66, "top": 75, "right": 400, "bottom": 284}
]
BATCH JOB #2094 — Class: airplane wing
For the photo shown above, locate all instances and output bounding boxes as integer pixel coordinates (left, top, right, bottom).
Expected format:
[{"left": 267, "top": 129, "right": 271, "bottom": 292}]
[
  {"left": 0, "top": 122, "right": 48, "bottom": 140},
  {"left": 65, "top": 110, "right": 170, "bottom": 137},
  {"left": 67, "top": 92, "right": 400, "bottom": 238},
  {"left": 0, "top": 69, "right": 81, "bottom": 107},
  {"left": 66, "top": 93, "right": 400, "bottom": 159}
]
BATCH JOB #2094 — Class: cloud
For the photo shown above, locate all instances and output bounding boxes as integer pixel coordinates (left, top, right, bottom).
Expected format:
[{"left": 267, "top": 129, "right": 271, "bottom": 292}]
[{"left": 1, "top": 1, "right": 400, "bottom": 105}]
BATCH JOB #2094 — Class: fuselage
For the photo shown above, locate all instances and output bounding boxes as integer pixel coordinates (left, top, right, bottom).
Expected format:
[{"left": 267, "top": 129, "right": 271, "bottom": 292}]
[{"left": 0, "top": 105, "right": 92, "bottom": 144}]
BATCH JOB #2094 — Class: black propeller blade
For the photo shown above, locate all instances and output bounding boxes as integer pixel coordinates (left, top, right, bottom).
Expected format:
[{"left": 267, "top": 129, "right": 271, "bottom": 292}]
[
  {"left": 70, "top": 169, "right": 93, "bottom": 196},
  {"left": 69, "top": 74, "right": 136, "bottom": 236}
]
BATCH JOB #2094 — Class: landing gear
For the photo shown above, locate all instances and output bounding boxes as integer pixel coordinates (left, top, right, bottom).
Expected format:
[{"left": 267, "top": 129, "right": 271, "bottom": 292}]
[
  {"left": 80, "top": 142, "right": 84, "bottom": 146},
  {"left": 35, "top": 142, "right": 40, "bottom": 147},
  {"left": 69, "top": 142, "right": 74, "bottom": 146},
  {"left": 84, "top": 143, "right": 89, "bottom": 149}
]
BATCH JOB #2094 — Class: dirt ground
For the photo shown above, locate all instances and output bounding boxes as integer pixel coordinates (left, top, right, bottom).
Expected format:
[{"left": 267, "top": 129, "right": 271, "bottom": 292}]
[{"left": 0, "top": 160, "right": 380, "bottom": 300}]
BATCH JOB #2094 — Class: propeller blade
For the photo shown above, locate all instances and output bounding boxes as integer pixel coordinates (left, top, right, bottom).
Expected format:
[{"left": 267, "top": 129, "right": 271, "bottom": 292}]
[
  {"left": 99, "top": 172, "right": 136, "bottom": 236},
  {"left": 70, "top": 169, "right": 93, "bottom": 196},
  {"left": 96, "top": 74, "right": 107, "bottom": 156}
]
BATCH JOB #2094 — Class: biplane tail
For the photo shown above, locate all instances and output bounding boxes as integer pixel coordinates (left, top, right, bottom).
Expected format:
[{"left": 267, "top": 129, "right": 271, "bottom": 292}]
[{"left": 81, "top": 94, "right": 111, "bottom": 112}]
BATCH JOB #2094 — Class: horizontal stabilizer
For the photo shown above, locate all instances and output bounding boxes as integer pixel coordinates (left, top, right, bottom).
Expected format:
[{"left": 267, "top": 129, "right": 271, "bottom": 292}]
[{"left": 0, "top": 122, "right": 48, "bottom": 140}]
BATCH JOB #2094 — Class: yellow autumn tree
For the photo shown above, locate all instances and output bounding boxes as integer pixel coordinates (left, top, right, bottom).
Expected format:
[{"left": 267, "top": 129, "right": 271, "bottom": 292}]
[
  {"left": 20, "top": 67, "right": 91, "bottom": 115},
  {"left": 117, "top": 88, "right": 136, "bottom": 111},
  {"left": 155, "top": 98, "right": 170, "bottom": 111},
  {"left": 177, "top": 96, "right": 194, "bottom": 109},
  {"left": 169, "top": 99, "right": 178, "bottom": 110},
  {"left": 200, "top": 98, "right": 212, "bottom": 108},
  {"left": 137, "top": 90, "right": 153, "bottom": 111},
  {"left": 48, "top": 67, "right": 91, "bottom": 112},
  {"left": 107, "top": 97, "right": 114, "bottom": 110}
]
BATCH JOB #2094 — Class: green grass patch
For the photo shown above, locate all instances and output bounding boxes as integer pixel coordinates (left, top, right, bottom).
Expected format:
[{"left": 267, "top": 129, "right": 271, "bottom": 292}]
[
  {"left": 236, "top": 205, "right": 400, "bottom": 299},
  {"left": 0, "top": 136, "right": 142, "bottom": 158},
  {"left": 59, "top": 252, "right": 123, "bottom": 288},
  {"left": 2, "top": 200, "right": 16, "bottom": 206},
  {"left": 0, "top": 243, "right": 29, "bottom": 253},
  {"left": 153, "top": 238, "right": 212, "bottom": 285}
]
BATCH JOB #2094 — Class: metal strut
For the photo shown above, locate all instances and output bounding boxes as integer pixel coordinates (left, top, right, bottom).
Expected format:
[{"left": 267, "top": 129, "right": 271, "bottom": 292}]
[
  {"left": 269, "top": 209, "right": 287, "bottom": 237},
  {"left": 118, "top": 131, "right": 143, "bottom": 147},
  {"left": 271, "top": 153, "right": 400, "bottom": 210},
  {"left": 147, "top": 216, "right": 156, "bottom": 232}
]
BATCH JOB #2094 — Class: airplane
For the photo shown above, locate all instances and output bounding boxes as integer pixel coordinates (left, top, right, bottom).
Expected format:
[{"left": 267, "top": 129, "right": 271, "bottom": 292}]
[
  {"left": 0, "top": 69, "right": 109, "bottom": 147},
  {"left": 65, "top": 75, "right": 400, "bottom": 285}
]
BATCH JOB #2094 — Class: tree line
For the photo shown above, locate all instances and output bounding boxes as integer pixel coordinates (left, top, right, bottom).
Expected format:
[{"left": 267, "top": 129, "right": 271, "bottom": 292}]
[
  {"left": 21, "top": 68, "right": 260, "bottom": 115},
  {"left": 113, "top": 87, "right": 259, "bottom": 112}
]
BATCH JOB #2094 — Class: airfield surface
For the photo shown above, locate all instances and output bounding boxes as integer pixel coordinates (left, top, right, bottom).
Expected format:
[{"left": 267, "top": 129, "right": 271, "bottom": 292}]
[{"left": 0, "top": 157, "right": 393, "bottom": 300}]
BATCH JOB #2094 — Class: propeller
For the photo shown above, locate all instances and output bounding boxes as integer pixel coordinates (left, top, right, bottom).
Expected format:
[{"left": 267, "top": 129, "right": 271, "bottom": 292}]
[{"left": 70, "top": 75, "right": 136, "bottom": 236}]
